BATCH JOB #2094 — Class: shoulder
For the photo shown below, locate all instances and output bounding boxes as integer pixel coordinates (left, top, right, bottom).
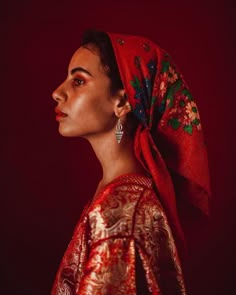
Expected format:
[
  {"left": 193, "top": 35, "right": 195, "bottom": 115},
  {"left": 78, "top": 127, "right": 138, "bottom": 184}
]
[
  {"left": 88, "top": 174, "right": 155, "bottom": 243},
  {"left": 90, "top": 173, "right": 154, "bottom": 216},
  {"left": 136, "top": 187, "right": 164, "bottom": 217}
]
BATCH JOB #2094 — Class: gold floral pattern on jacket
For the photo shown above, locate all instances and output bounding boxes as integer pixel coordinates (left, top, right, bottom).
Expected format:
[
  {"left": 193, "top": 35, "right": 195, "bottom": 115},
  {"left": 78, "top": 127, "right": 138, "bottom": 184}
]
[{"left": 51, "top": 174, "right": 186, "bottom": 294}]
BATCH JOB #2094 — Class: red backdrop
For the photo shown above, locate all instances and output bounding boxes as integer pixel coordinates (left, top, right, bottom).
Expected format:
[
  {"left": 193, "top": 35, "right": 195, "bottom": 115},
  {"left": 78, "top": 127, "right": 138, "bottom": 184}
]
[{"left": 2, "top": 0, "right": 235, "bottom": 294}]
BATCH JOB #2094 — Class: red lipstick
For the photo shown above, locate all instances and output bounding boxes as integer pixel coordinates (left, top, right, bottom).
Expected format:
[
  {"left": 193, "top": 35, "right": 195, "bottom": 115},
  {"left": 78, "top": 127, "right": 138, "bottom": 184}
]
[{"left": 55, "top": 108, "right": 68, "bottom": 121}]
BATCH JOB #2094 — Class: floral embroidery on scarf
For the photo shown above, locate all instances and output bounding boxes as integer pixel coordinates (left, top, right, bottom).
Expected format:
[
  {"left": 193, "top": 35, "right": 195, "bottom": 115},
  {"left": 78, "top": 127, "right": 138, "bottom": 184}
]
[
  {"left": 129, "top": 47, "right": 201, "bottom": 134},
  {"left": 159, "top": 59, "right": 201, "bottom": 134},
  {"left": 143, "top": 42, "right": 151, "bottom": 52},
  {"left": 130, "top": 76, "right": 149, "bottom": 126},
  {"left": 164, "top": 96, "right": 202, "bottom": 134},
  {"left": 117, "top": 38, "right": 125, "bottom": 45},
  {"left": 134, "top": 56, "right": 141, "bottom": 69},
  {"left": 147, "top": 59, "right": 156, "bottom": 76}
]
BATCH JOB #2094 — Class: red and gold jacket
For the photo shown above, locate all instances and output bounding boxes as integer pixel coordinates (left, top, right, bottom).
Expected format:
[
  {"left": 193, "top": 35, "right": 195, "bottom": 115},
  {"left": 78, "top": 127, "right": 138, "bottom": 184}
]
[{"left": 51, "top": 174, "right": 186, "bottom": 294}]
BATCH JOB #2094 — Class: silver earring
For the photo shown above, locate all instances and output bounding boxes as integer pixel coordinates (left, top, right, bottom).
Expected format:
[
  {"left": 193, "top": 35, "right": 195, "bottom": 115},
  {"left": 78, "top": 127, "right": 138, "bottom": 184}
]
[{"left": 115, "top": 118, "right": 124, "bottom": 143}]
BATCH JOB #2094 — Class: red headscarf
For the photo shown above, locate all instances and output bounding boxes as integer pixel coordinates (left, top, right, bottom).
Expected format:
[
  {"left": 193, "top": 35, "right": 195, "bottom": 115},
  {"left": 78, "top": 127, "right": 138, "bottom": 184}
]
[{"left": 107, "top": 32, "right": 211, "bottom": 253}]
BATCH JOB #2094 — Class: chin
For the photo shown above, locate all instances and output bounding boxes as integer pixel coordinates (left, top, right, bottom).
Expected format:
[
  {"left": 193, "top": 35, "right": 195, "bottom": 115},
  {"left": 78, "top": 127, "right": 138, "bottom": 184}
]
[
  {"left": 59, "top": 132, "right": 74, "bottom": 137},
  {"left": 58, "top": 126, "right": 77, "bottom": 137},
  {"left": 58, "top": 125, "right": 89, "bottom": 138}
]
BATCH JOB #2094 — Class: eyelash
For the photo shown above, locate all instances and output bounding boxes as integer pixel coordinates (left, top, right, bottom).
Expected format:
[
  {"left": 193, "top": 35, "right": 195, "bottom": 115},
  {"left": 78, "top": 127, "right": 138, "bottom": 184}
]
[{"left": 73, "top": 78, "right": 85, "bottom": 86}]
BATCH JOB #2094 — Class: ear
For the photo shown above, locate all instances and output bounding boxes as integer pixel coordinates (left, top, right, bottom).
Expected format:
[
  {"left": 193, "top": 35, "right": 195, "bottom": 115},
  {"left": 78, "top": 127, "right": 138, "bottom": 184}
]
[{"left": 113, "top": 89, "right": 131, "bottom": 118}]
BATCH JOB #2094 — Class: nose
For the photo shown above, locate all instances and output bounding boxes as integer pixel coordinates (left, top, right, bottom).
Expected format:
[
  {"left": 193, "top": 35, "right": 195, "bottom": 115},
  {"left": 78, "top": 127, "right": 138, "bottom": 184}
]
[{"left": 52, "top": 83, "right": 66, "bottom": 103}]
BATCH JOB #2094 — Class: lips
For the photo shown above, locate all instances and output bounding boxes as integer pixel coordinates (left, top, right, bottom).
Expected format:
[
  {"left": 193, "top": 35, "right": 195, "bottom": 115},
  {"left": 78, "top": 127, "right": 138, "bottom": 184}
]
[{"left": 55, "top": 107, "right": 68, "bottom": 121}]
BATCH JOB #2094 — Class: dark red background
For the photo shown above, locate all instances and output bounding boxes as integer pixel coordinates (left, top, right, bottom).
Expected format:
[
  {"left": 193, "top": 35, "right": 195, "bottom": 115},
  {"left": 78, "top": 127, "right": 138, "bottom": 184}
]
[{"left": 2, "top": 0, "right": 235, "bottom": 294}]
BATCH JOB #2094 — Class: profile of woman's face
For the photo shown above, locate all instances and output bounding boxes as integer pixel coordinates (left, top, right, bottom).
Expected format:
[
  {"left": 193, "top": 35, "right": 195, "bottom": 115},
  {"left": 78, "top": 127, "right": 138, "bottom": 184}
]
[{"left": 52, "top": 46, "right": 117, "bottom": 139}]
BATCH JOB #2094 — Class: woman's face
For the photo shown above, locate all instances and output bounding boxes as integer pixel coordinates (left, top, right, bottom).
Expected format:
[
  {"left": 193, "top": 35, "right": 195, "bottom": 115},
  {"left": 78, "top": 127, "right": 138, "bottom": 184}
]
[{"left": 52, "top": 46, "right": 117, "bottom": 139}]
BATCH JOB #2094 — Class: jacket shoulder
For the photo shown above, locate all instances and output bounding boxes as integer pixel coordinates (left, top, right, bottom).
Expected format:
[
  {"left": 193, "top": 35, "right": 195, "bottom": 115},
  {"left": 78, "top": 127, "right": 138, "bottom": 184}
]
[{"left": 88, "top": 181, "right": 152, "bottom": 244}]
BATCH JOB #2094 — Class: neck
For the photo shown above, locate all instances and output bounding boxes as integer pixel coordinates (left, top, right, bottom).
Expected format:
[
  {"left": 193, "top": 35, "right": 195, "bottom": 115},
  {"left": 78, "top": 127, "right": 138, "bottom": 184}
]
[{"left": 86, "top": 129, "right": 145, "bottom": 190}]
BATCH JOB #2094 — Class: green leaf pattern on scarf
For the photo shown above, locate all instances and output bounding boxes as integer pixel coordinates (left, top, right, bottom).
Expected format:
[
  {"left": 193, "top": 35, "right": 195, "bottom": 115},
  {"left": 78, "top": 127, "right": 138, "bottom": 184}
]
[
  {"left": 160, "top": 60, "right": 201, "bottom": 135},
  {"left": 129, "top": 44, "right": 201, "bottom": 134}
]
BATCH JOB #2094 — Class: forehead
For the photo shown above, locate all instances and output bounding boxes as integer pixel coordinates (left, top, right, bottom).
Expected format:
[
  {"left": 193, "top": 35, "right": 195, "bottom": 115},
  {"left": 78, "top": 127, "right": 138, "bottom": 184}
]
[{"left": 68, "top": 46, "right": 105, "bottom": 75}]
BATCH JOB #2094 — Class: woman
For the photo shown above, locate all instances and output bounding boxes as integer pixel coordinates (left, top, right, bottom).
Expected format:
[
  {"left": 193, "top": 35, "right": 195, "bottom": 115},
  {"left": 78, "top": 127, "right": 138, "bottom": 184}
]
[{"left": 51, "top": 30, "right": 211, "bottom": 294}]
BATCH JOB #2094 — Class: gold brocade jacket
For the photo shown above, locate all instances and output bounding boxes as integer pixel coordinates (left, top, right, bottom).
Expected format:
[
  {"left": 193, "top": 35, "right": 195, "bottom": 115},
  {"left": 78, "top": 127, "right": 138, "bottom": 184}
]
[{"left": 51, "top": 174, "right": 186, "bottom": 295}]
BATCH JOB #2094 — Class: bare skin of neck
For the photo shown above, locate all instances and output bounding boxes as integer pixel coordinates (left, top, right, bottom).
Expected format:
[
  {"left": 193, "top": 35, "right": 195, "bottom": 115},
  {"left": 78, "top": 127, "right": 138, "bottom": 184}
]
[{"left": 87, "top": 128, "right": 146, "bottom": 195}]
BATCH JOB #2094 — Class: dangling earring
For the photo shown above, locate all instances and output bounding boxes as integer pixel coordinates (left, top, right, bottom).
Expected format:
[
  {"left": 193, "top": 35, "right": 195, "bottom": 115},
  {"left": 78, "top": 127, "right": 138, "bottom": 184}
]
[{"left": 115, "top": 118, "right": 124, "bottom": 143}]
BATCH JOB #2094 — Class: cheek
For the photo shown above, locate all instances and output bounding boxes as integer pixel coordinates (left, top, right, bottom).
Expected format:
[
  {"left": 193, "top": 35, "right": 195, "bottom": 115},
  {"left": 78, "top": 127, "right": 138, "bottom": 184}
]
[
  {"left": 68, "top": 92, "right": 115, "bottom": 134},
  {"left": 85, "top": 99, "right": 115, "bottom": 130}
]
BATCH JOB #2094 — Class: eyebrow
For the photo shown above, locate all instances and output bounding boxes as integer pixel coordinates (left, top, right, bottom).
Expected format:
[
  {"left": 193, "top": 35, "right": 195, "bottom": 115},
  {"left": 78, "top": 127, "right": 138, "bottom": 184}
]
[{"left": 70, "top": 67, "right": 93, "bottom": 76}]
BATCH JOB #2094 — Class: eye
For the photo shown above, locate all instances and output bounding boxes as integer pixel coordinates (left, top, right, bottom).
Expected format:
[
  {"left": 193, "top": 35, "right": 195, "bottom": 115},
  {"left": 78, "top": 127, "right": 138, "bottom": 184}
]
[{"left": 73, "top": 77, "right": 85, "bottom": 86}]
